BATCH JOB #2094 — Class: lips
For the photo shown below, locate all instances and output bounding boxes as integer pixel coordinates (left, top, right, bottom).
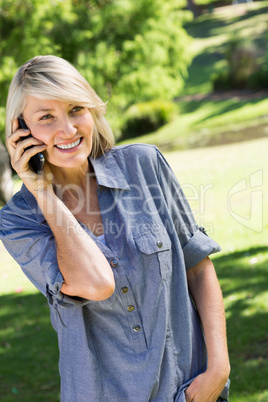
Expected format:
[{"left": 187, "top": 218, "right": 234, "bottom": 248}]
[{"left": 55, "top": 137, "right": 83, "bottom": 151}]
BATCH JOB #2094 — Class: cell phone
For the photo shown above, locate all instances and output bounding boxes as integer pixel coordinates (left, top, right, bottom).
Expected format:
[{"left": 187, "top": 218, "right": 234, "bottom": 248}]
[{"left": 18, "top": 117, "right": 45, "bottom": 174}]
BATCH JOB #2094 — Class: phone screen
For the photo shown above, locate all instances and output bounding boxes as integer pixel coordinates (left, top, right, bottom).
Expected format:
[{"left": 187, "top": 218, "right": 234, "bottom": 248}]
[{"left": 18, "top": 117, "right": 45, "bottom": 174}]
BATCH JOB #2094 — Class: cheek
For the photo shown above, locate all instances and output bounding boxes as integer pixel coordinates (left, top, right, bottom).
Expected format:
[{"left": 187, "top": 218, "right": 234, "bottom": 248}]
[
  {"left": 82, "top": 111, "right": 94, "bottom": 132},
  {"left": 31, "top": 126, "right": 51, "bottom": 144}
]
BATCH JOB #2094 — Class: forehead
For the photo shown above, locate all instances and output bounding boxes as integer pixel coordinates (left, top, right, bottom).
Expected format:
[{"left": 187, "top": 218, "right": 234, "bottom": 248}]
[{"left": 23, "top": 96, "right": 72, "bottom": 114}]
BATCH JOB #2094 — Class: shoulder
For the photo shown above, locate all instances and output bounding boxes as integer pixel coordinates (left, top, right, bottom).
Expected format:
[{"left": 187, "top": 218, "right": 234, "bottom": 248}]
[
  {"left": 0, "top": 186, "right": 41, "bottom": 233},
  {"left": 110, "top": 143, "right": 173, "bottom": 176},
  {"left": 109, "top": 143, "right": 162, "bottom": 168},
  {"left": 111, "top": 143, "right": 157, "bottom": 153},
  {"left": 0, "top": 189, "right": 26, "bottom": 220}
]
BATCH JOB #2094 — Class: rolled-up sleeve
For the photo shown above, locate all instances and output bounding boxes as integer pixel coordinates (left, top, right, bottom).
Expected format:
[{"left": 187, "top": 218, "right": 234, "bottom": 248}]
[
  {"left": 156, "top": 148, "right": 221, "bottom": 269},
  {"left": 182, "top": 229, "right": 221, "bottom": 269}
]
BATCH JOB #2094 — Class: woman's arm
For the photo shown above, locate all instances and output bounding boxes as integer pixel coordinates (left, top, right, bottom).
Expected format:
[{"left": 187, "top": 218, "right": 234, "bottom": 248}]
[
  {"left": 7, "top": 121, "right": 115, "bottom": 302},
  {"left": 185, "top": 257, "right": 230, "bottom": 402},
  {"left": 36, "top": 189, "right": 115, "bottom": 301}
]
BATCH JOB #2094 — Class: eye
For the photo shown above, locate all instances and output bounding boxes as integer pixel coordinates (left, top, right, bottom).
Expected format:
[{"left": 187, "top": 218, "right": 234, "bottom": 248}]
[
  {"left": 40, "top": 114, "right": 53, "bottom": 121},
  {"left": 71, "top": 106, "right": 84, "bottom": 113}
]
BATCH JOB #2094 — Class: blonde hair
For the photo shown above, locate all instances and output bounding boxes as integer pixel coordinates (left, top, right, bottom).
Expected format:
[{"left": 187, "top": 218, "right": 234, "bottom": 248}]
[{"left": 6, "top": 55, "right": 114, "bottom": 158}]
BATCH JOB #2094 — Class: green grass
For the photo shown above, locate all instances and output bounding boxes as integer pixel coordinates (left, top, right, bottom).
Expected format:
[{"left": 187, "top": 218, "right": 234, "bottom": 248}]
[
  {"left": 1, "top": 138, "right": 267, "bottom": 400},
  {"left": 166, "top": 137, "right": 268, "bottom": 253},
  {"left": 215, "top": 247, "right": 268, "bottom": 402},
  {"left": 0, "top": 292, "right": 60, "bottom": 401}
]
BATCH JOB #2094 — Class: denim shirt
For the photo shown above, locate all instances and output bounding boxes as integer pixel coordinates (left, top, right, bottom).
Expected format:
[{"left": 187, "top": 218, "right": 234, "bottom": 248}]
[{"left": 0, "top": 144, "right": 229, "bottom": 401}]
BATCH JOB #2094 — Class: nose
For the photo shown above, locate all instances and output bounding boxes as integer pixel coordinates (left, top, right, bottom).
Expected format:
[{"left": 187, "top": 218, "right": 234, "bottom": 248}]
[{"left": 57, "top": 116, "right": 77, "bottom": 137}]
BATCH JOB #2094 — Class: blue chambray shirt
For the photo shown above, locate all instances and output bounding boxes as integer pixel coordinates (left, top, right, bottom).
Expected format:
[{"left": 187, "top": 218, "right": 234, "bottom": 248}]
[{"left": 0, "top": 144, "right": 229, "bottom": 402}]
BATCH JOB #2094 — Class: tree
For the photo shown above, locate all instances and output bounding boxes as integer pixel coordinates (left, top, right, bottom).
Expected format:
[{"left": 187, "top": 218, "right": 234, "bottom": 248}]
[
  {"left": 0, "top": 0, "right": 192, "bottom": 141},
  {"left": 186, "top": 0, "right": 201, "bottom": 18}
]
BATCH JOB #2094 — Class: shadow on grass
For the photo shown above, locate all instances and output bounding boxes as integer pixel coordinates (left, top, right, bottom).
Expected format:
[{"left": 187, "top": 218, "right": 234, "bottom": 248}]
[
  {"left": 185, "top": 13, "right": 231, "bottom": 39},
  {"left": 179, "top": 94, "right": 268, "bottom": 117},
  {"left": 214, "top": 246, "right": 268, "bottom": 398},
  {"left": 182, "top": 50, "right": 224, "bottom": 94},
  {"left": 185, "top": 5, "right": 268, "bottom": 40},
  {"left": 0, "top": 292, "right": 60, "bottom": 402}
]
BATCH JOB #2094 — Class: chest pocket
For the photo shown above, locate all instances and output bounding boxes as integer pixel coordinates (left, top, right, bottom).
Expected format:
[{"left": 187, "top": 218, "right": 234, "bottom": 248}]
[{"left": 134, "top": 228, "right": 172, "bottom": 282}]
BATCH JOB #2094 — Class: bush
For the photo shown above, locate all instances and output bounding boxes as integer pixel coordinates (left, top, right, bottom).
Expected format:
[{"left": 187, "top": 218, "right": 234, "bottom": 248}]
[
  {"left": 120, "top": 100, "right": 176, "bottom": 140},
  {"left": 248, "top": 65, "right": 268, "bottom": 90},
  {"left": 212, "top": 36, "right": 261, "bottom": 91},
  {"left": 212, "top": 69, "right": 233, "bottom": 91}
]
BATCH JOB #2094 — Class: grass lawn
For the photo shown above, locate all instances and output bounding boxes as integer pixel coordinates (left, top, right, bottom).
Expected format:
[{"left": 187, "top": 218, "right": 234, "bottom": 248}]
[{"left": 1, "top": 137, "right": 267, "bottom": 401}]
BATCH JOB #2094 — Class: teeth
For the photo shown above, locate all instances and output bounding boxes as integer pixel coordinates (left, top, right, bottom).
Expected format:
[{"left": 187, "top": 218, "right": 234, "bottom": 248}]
[{"left": 56, "top": 138, "right": 81, "bottom": 150}]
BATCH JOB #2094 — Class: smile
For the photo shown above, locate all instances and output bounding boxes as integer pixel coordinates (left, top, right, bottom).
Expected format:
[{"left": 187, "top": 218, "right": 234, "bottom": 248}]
[{"left": 55, "top": 138, "right": 82, "bottom": 150}]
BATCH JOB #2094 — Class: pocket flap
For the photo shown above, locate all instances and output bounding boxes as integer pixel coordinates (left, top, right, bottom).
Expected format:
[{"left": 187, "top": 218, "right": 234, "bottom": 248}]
[{"left": 134, "top": 229, "right": 171, "bottom": 255}]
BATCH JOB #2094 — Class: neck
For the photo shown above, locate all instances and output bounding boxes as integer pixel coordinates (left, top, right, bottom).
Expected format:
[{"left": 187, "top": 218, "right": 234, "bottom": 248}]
[
  {"left": 48, "top": 160, "right": 99, "bottom": 215},
  {"left": 48, "top": 160, "right": 91, "bottom": 188}
]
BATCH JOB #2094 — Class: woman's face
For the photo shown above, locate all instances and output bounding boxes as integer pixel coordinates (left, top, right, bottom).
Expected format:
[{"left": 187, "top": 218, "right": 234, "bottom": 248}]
[{"left": 22, "top": 96, "right": 94, "bottom": 169}]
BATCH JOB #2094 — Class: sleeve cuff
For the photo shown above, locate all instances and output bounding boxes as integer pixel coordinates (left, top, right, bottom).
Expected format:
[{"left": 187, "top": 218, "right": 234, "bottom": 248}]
[
  {"left": 183, "top": 229, "right": 221, "bottom": 270},
  {"left": 46, "top": 262, "right": 92, "bottom": 307},
  {"left": 46, "top": 262, "right": 64, "bottom": 295}
]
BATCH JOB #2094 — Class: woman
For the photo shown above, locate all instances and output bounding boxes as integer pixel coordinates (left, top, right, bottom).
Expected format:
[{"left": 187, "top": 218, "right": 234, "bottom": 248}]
[{"left": 0, "top": 55, "right": 230, "bottom": 401}]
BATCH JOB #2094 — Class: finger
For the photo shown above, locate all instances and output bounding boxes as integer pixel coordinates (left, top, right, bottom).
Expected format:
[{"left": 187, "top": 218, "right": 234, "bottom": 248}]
[
  {"left": 10, "top": 141, "right": 46, "bottom": 170},
  {"left": 18, "top": 136, "right": 45, "bottom": 150},
  {"left": 12, "top": 118, "right": 19, "bottom": 133},
  {"left": 7, "top": 126, "right": 31, "bottom": 152},
  {"left": 12, "top": 137, "right": 45, "bottom": 162},
  {"left": 11, "top": 118, "right": 30, "bottom": 137},
  {"left": 15, "top": 142, "right": 46, "bottom": 163},
  {"left": 12, "top": 144, "right": 47, "bottom": 174}
]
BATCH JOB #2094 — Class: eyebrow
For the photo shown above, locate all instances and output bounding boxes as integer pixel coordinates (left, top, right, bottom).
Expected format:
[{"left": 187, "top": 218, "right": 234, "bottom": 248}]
[
  {"left": 33, "top": 108, "right": 55, "bottom": 115},
  {"left": 33, "top": 104, "right": 74, "bottom": 115}
]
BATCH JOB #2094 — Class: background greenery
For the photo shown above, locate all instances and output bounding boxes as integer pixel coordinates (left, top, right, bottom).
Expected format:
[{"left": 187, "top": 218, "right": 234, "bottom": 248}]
[
  {"left": 0, "top": 0, "right": 192, "bottom": 138},
  {"left": 1, "top": 0, "right": 268, "bottom": 401}
]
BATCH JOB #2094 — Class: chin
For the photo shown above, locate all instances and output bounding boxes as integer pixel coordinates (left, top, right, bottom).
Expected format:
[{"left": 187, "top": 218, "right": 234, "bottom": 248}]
[{"left": 47, "top": 154, "right": 90, "bottom": 170}]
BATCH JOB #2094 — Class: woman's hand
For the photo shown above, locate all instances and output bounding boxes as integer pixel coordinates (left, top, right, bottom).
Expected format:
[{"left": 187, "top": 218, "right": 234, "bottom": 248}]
[
  {"left": 185, "top": 369, "right": 229, "bottom": 402},
  {"left": 7, "top": 119, "right": 52, "bottom": 195}
]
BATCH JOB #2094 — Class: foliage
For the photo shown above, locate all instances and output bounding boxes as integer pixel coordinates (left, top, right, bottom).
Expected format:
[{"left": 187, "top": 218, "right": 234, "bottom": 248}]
[
  {"left": 249, "top": 66, "right": 268, "bottom": 90},
  {"left": 120, "top": 100, "right": 176, "bottom": 140},
  {"left": 0, "top": 0, "right": 193, "bottom": 142},
  {"left": 212, "top": 35, "right": 267, "bottom": 91}
]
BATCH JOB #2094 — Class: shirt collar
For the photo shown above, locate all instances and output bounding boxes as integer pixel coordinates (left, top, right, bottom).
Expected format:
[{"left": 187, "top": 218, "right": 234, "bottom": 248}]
[
  {"left": 90, "top": 150, "right": 130, "bottom": 191},
  {"left": 20, "top": 149, "right": 130, "bottom": 224}
]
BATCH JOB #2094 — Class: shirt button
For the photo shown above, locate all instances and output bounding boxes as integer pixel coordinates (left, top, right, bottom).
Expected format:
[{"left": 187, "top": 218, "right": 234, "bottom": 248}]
[
  {"left": 110, "top": 259, "right": 118, "bottom": 267},
  {"left": 121, "top": 286, "right": 128, "bottom": 294},
  {"left": 133, "top": 325, "right": 141, "bottom": 332},
  {"left": 156, "top": 240, "right": 163, "bottom": 249},
  {"left": 127, "top": 305, "right": 135, "bottom": 312}
]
